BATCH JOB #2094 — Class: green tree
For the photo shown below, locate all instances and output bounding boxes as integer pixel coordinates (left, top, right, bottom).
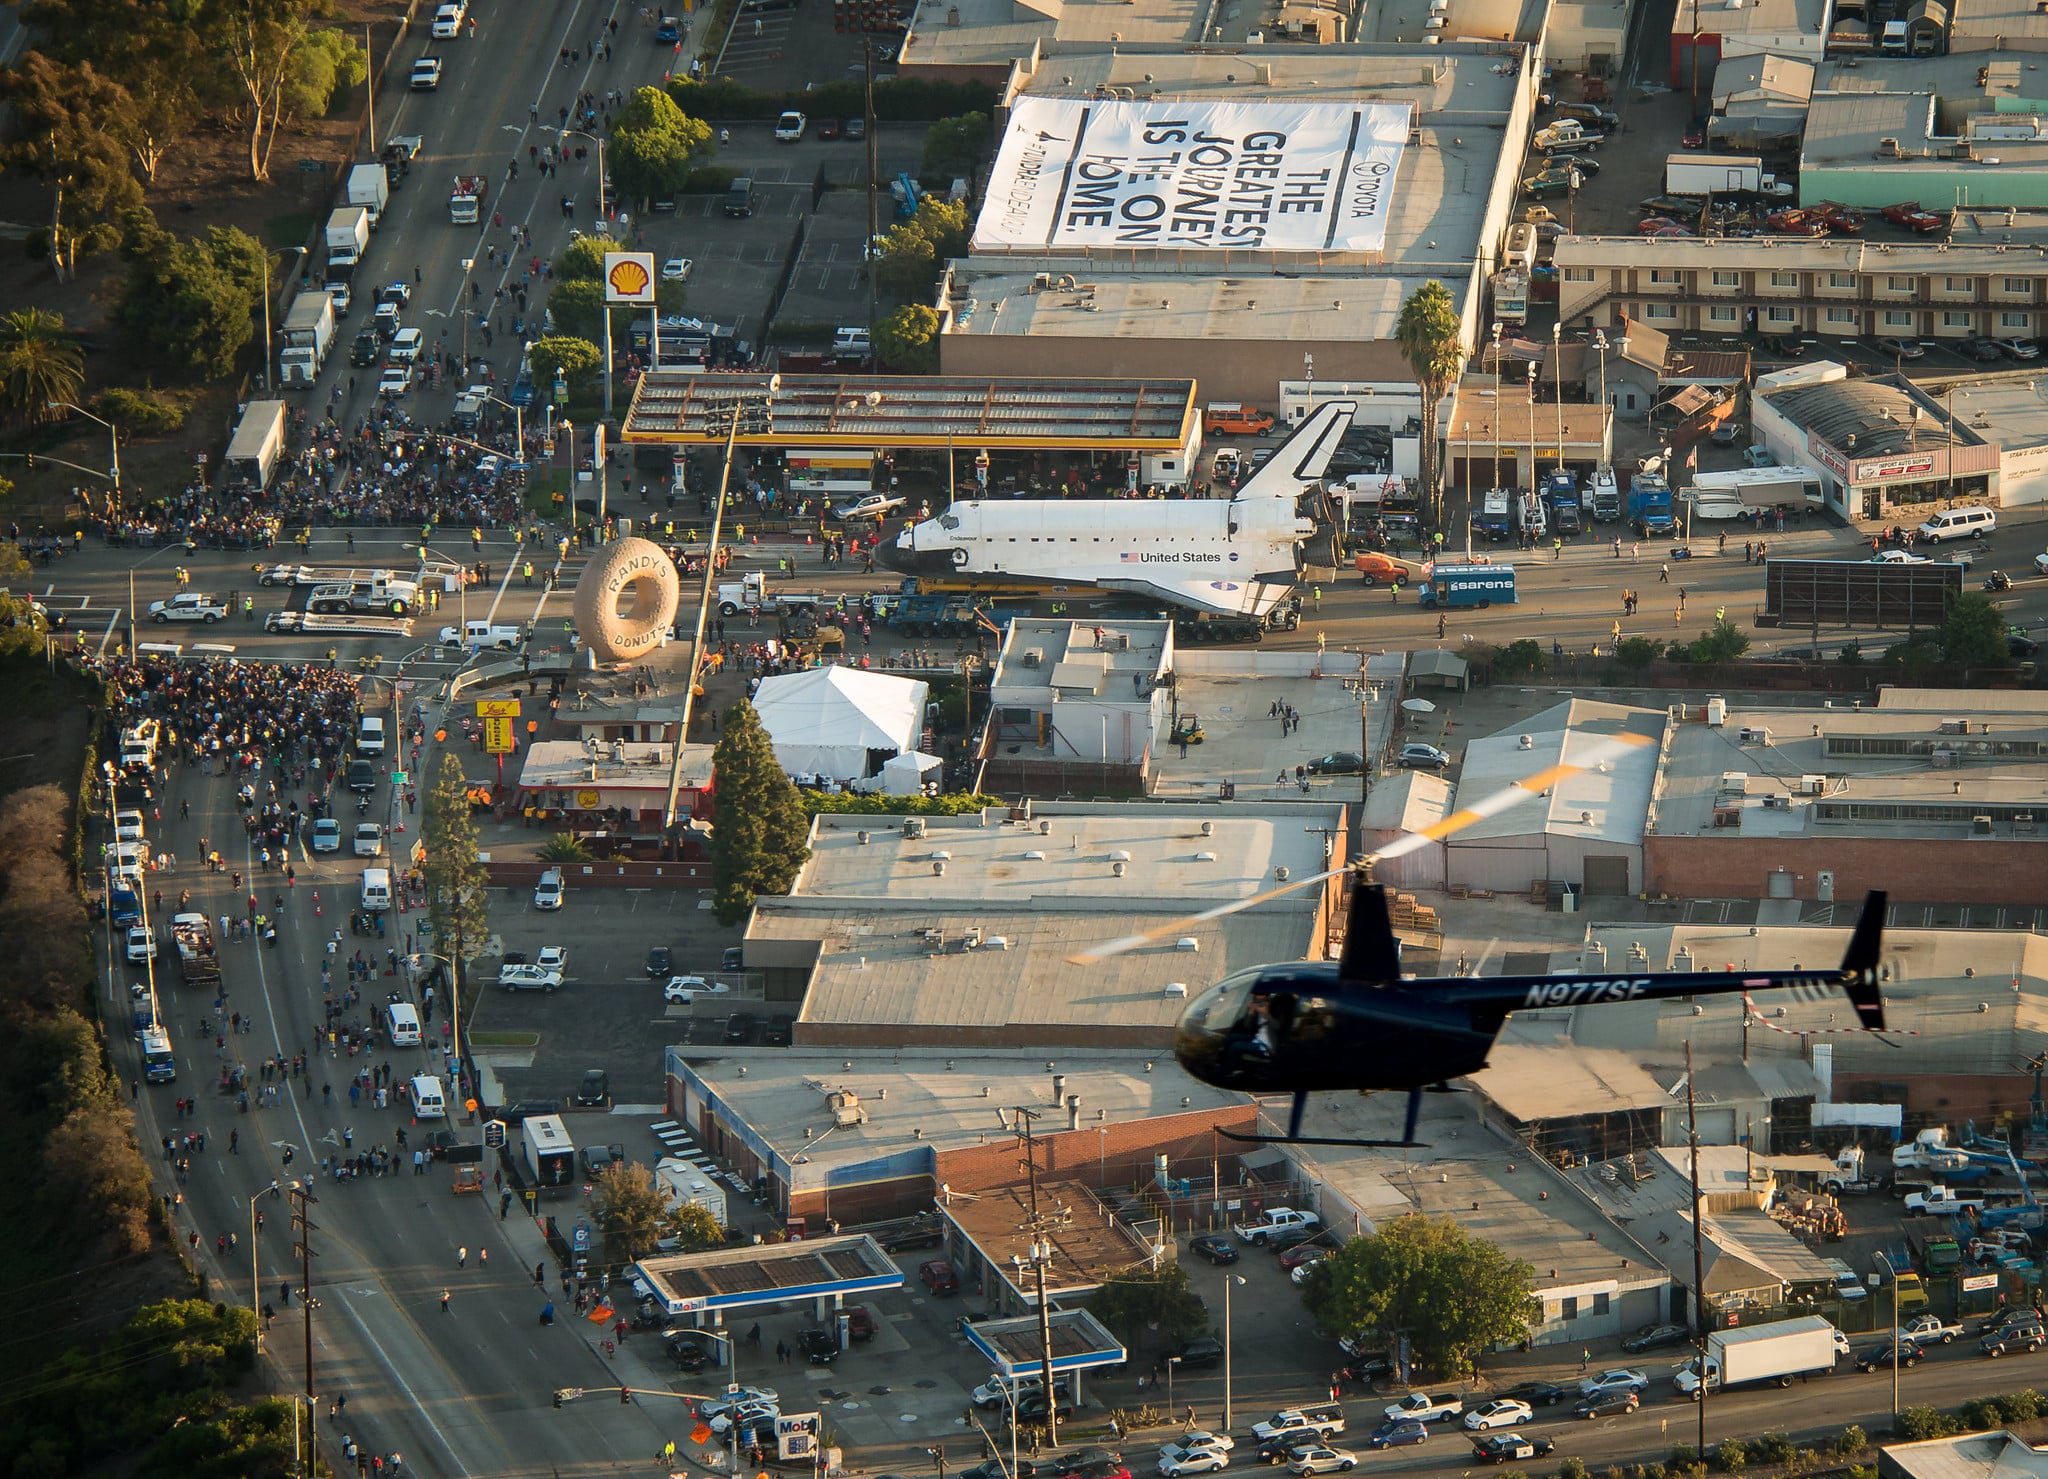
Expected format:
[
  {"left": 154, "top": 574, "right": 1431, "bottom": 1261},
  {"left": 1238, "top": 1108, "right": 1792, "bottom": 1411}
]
[
  {"left": 117, "top": 226, "right": 263, "bottom": 379},
  {"left": 1491, "top": 637, "right": 1547, "bottom": 680},
  {"left": 590, "top": 1162, "right": 674, "bottom": 1262},
  {"left": 0, "top": 54, "right": 145, "bottom": 280},
  {"left": 1939, "top": 590, "right": 2009, "bottom": 669},
  {"left": 607, "top": 85, "right": 715, "bottom": 204},
  {"left": 280, "top": 25, "right": 363, "bottom": 120},
  {"left": 1394, "top": 281, "right": 1466, "bottom": 528},
  {"left": 554, "top": 234, "right": 622, "bottom": 283},
  {"left": 1303, "top": 1213, "right": 1535, "bottom": 1377},
  {"left": 25, "top": 0, "right": 212, "bottom": 182},
  {"left": 874, "top": 304, "right": 940, "bottom": 373},
  {"left": 0, "top": 310, "right": 87, "bottom": 426},
  {"left": 421, "top": 750, "right": 491, "bottom": 997},
  {"left": 545, "top": 279, "right": 607, "bottom": 341},
  {"left": 1087, "top": 1263, "right": 1211, "bottom": 1348},
  {"left": 921, "top": 111, "right": 991, "bottom": 181},
  {"left": 1680, "top": 616, "right": 1748, "bottom": 664},
  {"left": 873, "top": 196, "right": 970, "bottom": 302},
  {"left": 529, "top": 335, "right": 603, "bottom": 394},
  {"left": 669, "top": 1199, "right": 726, "bottom": 1251},
  {"left": 203, "top": 0, "right": 340, "bottom": 180},
  {"left": 1614, "top": 636, "right": 1661, "bottom": 672},
  {"left": 710, "top": 699, "right": 810, "bottom": 924}
]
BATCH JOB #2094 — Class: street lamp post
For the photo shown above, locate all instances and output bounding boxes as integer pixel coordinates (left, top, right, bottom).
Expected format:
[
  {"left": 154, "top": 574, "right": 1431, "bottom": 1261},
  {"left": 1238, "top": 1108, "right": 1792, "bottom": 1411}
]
[
  {"left": 1525, "top": 363, "right": 1539, "bottom": 528},
  {"left": 1875, "top": 1251, "right": 1902, "bottom": 1423},
  {"left": 48, "top": 400, "right": 122, "bottom": 506},
  {"left": 701, "top": 1329, "right": 749, "bottom": 1476},
  {"left": 561, "top": 128, "right": 615, "bottom": 419},
  {"left": 407, "top": 949, "right": 468, "bottom": 1110},
  {"left": 1551, "top": 322, "right": 1567, "bottom": 476},
  {"left": 1223, "top": 1274, "right": 1247, "bottom": 1429},
  {"left": 261, "top": 247, "right": 309, "bottom": 393},
  {"left": 1164, "top": 1353, "right": 1182, "bottom": 1423}
]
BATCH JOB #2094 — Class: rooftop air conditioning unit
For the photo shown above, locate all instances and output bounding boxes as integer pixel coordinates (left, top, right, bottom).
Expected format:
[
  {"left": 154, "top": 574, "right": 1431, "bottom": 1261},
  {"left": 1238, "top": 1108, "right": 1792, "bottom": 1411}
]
[
  {"left": 1719, "top": 771, "right": 1748, "bottom": 795},
  {"left": 1022, "top": 648, "right": 1044, "bottom": 668},
  {"left": 1740, "top": 726, "right": 1772, "bottom": 744},
  {"left": 1797, "top": 774, "right": 1827, "bottom": 795},
  {"left": 1762, "top": 794, "right": 1792, "bottom": 810},
  {"left": 1940, "top": 717, "right": 1968, "bottom": 734},
  {"left": 1931, "top": 748, "right": 1956, "bottom": 768},
  {"left": 904, "top": 817, "right": 927, "bottom": 839},
  {"left": 1974, "top": 815, "right": 1995, "bottom": 835},
  {"left": 1164, "top": 982, "right": 1189, "bottom": 997},
  {"left": 1177, "top": 937, "right": 1200, "bottom": 952}
]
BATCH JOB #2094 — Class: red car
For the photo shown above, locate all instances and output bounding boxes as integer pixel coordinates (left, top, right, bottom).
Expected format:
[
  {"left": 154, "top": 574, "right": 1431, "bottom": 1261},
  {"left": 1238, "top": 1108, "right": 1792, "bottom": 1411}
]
[
  {"left": 817, "top": 117, "right": 843, "bottom": 141},
  {"left": 1883, "top": 201, "right": 1947, "bottom": 233},
  {"left": 1279, "top": 1240, "right": 1332, "bottom": 1270}
]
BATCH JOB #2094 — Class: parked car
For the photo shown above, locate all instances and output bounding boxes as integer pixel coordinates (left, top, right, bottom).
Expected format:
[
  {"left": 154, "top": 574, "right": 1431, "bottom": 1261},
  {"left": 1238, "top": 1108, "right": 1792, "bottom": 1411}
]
[
  {"left": 796, "top": 1327, "right": 841, "bottom": 1364},
  {"left": 1189, "top": 1234, "right": 1240, "bottom": 1266},
  {"left": 311, "top": 817, "right": 343, "bottom": 853},
  {"left": 533, "top": 868, "right": 565, "bottom": 909},
  {"left": 645, "top": 946, "right": 674, "bottom": 978},
  {"left": 1286, "top": 1449, "right": 1356, "bottom": 1475},
  {"left": 1499, "top": 1382, "right": 1568, "bottom": 1408},
  {"left": 1620, "top": 1323, "right": 1689, "bottom": 1354},
  {"left": 724, "top": 1012, "right": 759, "bottom": 1044},
  {"left": 1855, "top": 1340, "right": 1926, "bottom": 1371},
  {"left": 498, "top": 964, "right": 562, "bottom": 992},
  {"left": 580, "top": 1143, "right": 625, "bottom": 1176},
  {"left": 1398, "top": 743, "right": 1452, "bottom": 771},
  {"left": 663, "top": 975, "right": 730, "bottom": 1004},
  {"left": 1578, "top": 1370, "right": 1648, "bottom": 1398},
  {"left": 1875, "top": 336, "right": 1926, "bottom": 361},
  {"left": 1170, "top": 1338, "right": 1226, "bottom": 1370},
  {"left": 1362, "top": 1422, "right": 1429, "bottom": 1451},
  {"left": 1278, "top": 1241, "right": 1332, "bottom": 1271},
  {"left": 574, "top": 1069, "right": 610, "bottom": 1107},
  {"left": 1571, "top": 1392, "right": 1640, "bottom": 1420},
  {"left": 1463, "top": 1400, "right": 1532, "bottom": 1432},
  {"left": 1306, "top": 752, "right": 1364, "bottom": 775}
]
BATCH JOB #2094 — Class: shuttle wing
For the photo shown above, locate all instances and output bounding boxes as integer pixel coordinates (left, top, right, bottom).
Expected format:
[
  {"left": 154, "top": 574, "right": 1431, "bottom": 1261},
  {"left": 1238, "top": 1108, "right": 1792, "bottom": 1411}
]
[
  {"left": 1233, "top": 402, "right": 1357, "bottom": 501},
  {"left": 1096, "top": 574, "right": 1289, "bottom": 617}
]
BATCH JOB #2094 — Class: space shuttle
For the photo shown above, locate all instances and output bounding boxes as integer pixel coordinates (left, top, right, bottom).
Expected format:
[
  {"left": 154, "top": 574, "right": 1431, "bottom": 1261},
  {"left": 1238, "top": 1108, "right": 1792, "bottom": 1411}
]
[{"left": 881, "top": 402, "right": 1356, "bottom": 618}]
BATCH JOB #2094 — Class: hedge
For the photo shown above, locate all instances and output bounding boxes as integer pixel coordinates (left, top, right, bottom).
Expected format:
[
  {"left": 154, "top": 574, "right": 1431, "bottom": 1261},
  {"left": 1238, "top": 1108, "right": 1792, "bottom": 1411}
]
[{"left": 668, "top": 74, "right": 996, "bottom": 124}]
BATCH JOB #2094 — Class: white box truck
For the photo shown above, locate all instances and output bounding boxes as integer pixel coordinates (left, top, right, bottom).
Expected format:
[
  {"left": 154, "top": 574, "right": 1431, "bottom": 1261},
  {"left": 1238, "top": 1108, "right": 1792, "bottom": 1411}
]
[
  {"left": 278, "top": 291, "right": 336, "bottom": 387},
  {"left": 1673, "top": 1315, "right": 1840, "bottom": 1399},
  {"left": 223, "top": 400, "right": 288, "bottom": 491},
  {"left": 521, "top": 1113, "right": 577, "bottom": 1189},
  {"left": 325, "top": 205, "right": 371, "bottom": 275},
  {"left": 1665, "top": 153, "right": 1793, "bottom": 198},
  {"left": 346, "top": 162, "right": 390, "bottom": 227}
]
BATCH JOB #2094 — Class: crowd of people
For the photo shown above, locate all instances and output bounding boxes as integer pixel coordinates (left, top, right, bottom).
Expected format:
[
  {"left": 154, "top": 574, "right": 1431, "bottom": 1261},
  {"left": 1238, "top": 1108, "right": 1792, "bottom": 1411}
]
[{"left": 99, "top": 654, "right": 363, "bottom": 781}]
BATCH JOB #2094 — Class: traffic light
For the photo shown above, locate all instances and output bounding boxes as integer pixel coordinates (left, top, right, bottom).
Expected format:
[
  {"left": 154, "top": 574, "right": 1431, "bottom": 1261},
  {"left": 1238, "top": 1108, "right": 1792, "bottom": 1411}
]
[
  {"left": 554, "top": 1391, "right": 563, "bottom": 1409},
  {"left": 621, "top": 1385, "right": 632, "bottom": 1404}
]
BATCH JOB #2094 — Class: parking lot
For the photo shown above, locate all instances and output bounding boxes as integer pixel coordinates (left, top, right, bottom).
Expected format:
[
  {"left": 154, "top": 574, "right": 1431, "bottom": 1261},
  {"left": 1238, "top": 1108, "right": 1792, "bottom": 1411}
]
[{"left": 468, "top": 885, "right": 788, "bottom": 1108}]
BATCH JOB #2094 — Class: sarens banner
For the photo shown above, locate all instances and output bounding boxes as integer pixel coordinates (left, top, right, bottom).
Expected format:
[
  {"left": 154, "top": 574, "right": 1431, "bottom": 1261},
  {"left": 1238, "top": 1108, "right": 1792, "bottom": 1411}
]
[{"left": 973, "top": 97, "right": 1411, "bottom": 254}]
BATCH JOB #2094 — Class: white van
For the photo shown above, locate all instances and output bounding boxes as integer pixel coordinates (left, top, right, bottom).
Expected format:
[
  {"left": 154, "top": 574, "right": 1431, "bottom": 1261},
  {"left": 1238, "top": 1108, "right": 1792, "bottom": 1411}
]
[
  {"left": 1917, "top": 506, "right": 1995, "bottom": 543},
  {"left": 357, "top": 715, "right": 386, "bottom": 755},
  {"left": 409, "top": 1073, "right": 447, "bottom": 1118},
  {"left": 360, "top": 866, "right": 393, "bottom": 912},
  {"left": 384, "top": 1001, "right": 422, "bottom": 1047}
]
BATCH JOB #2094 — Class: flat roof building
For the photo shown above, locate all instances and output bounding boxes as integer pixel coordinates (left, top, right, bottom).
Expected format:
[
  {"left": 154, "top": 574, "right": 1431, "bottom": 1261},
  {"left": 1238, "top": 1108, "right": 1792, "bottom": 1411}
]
[
  {"left": 984, "top": 618, "right": 1173, "bottom": 792},
  {"left": 745, "top": 800, "right": 1347, "bottom": 1048},
  {"left": 1644, "top": 693, "right": 2048, "bottom": 905},
  {"left": 665, "top": 1050, "right": 1256, "bottom": 1221},
  {"left": 939, "top": 44, "right": 1537, "bottom": 407}
]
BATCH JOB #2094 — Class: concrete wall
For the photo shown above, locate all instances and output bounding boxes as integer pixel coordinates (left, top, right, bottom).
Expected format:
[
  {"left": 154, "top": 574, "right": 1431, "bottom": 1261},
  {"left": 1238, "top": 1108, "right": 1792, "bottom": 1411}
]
[
  {"left": 1646, "top": 834, "right": 2048, "bottom": 905},
  {"left": 944, "top": 333, "right": 1418, "bottom": 410}
]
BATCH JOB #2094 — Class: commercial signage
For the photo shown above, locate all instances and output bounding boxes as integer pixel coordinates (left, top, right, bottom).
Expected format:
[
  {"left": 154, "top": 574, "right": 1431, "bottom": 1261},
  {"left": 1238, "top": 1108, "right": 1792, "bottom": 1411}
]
[
  {"left": 1962, "top": 1272, "right": 2001, "bottom": 1292},
  {"left": 974, "top": 98, "right": 1412, "bottom": 254},
  {"left": 1807, "top": 432, "right": 1849, "bottom": 481},
  {"left": 603, "top": 251, "right": 658, "bottom": 305},
  {"left": 1850, "top": 453, "right": 1936, "bottom": 484}
]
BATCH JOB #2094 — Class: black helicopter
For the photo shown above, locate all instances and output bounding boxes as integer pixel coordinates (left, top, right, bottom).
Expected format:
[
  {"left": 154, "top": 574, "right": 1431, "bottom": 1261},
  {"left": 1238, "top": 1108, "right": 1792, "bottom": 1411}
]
[{"left": 1169, "top": 882, "right": 1889, "bottom": 1147}]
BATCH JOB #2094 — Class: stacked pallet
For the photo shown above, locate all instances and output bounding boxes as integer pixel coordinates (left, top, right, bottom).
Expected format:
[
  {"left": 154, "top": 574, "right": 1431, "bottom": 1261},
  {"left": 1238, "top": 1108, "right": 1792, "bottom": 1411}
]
[{"left": 1389, "top": 892, "right": 1440, "bottom": 935}]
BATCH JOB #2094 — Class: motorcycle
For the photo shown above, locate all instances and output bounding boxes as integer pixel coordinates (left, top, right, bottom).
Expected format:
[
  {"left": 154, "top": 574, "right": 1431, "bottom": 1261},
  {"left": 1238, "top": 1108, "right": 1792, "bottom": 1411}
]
[{"left": 1985, "top": 571, "right": 2013, "bottom": 592}]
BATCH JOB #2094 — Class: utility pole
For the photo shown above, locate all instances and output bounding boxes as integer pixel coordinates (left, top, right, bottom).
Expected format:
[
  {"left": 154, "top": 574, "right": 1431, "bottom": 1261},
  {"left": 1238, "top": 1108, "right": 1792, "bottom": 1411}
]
[
  {"left": 1008, "top": 1106, "right": 1063, "bottom": 1447},
  {"left": 864, "top": 36, "right": 880, "bottom": 346},
  {"left": 287, "top": 1182, "right": 320, "bottom": 1399},
  {"left": 1685, "top": 1041, "right": 1707, "bottom": 1457}
]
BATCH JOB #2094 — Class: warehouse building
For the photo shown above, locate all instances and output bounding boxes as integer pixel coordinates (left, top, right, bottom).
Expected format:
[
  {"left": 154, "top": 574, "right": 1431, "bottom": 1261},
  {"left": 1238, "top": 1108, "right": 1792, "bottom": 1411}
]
[
  {"left": 1644, "top": 690, "right": 2048, "bottom": 904},
  {"left": 742, "top": 800, "right": 1347, "bottom": 1048},
  {"left": 938, "top": 44, "right": 1538, "bottom": 409}
]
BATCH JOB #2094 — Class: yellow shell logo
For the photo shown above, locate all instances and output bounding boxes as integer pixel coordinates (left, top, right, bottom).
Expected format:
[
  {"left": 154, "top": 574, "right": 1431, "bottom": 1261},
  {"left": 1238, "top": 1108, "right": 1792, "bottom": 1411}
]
[{"left": 608, "top": 258, "right": 652, "bottom": 297}]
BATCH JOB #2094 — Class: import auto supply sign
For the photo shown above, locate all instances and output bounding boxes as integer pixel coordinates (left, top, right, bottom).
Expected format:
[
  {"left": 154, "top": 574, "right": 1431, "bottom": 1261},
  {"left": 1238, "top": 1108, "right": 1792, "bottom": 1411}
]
[{"left": 973, "top": 97, "right": 1411, "bottom": 254}]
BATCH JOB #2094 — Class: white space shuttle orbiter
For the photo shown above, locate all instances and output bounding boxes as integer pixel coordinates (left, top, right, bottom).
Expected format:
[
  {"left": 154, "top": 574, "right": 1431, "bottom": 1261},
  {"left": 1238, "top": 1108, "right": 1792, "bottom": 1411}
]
[{"left": 880, "top": 402, "right": 1356, "bottom": 618}]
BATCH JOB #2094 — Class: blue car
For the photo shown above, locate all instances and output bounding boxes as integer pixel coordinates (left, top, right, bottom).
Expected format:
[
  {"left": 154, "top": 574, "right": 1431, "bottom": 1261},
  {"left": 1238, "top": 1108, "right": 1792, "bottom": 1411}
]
[
  {"left": 654, "top": 15, "right": 681, "bottom": 41},
  {"left": 1366, "top": 1422, "right": 1430, "bottom": 1451}
]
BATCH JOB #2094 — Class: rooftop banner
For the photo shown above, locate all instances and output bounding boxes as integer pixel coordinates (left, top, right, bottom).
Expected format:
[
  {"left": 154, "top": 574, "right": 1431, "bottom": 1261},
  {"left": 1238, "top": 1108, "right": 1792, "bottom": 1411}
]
[{"left": 973, "top": 97, "right": 1410, "bottom": 254}]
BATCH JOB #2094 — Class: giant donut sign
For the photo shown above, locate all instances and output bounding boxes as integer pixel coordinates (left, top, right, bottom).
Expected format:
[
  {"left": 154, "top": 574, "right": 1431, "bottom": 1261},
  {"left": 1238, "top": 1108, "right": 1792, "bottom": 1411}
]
[{"left": 572, "top": 535, "right": 681, "bottom": 663}]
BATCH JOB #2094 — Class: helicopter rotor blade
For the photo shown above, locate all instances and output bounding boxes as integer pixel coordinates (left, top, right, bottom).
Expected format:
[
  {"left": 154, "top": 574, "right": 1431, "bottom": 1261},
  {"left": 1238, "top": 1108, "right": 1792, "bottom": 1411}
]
[{"left": 1067, "top": 729, "right": 1656, "bottom": 965}]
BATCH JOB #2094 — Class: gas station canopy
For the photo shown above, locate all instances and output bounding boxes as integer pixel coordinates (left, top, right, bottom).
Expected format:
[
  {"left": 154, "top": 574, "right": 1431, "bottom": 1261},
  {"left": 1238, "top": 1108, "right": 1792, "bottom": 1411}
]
[
  {"left": 632, "top": 1233, "right": 905, "bottom": 1318},
  {"left": 964, "top": 1308, "right": 1127, "bottom": 1378}
]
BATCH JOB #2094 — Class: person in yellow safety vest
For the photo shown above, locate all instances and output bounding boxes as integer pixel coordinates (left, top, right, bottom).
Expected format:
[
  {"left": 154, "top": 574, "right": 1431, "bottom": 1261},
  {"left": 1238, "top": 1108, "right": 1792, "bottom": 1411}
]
[
  {"left": 558, "top": 537, "right": 569, "bottom": 560},
  {"left": 244, "top": 596, "right": 254, "bottom": 615},
  {"left": 1316, "top": 630, "right": 1327, "bottom": 653},
  {"left": 1311, "top": 585, "right": 1322, "bottom": 611},
  {"left": 523, "top": 561, "right": 534, "bottom": 585}
]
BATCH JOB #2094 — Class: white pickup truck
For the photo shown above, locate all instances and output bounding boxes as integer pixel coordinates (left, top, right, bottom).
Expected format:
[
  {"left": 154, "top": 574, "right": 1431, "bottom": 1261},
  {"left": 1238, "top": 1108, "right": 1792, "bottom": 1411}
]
[
  {"left": 1236, "top": 1207, "right": 1322, "bottom": 1245},
  {"left": 1902, "top": 1314, "right": 1965, "bottom": 1345},
  {"left": 439, "top": 620, "right": 525, "bottom": 652},
  {"left": 1905, "top": 1186, "right": 1988, "bottom": 1216},
  {"left": 148, "top": 592, "right": 228, "bottom": 623}
]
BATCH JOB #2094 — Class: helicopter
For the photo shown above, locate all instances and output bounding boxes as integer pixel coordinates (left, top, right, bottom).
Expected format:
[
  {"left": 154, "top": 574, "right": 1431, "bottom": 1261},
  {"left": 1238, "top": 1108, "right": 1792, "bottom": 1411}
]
[{"left": 1073, "top": 733, "right": 1890, "bottom": 1147}]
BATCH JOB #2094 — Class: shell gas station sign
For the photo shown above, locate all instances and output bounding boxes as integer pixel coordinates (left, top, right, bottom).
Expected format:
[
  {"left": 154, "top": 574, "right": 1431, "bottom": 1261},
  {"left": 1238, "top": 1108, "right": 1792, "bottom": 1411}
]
[{"left": 605, "top": 251, "right": 658, "bottom": 305}]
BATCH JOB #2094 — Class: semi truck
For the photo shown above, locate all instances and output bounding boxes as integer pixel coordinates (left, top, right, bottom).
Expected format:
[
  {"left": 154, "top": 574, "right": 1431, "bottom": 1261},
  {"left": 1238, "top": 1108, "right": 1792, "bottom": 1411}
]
[
  {"left": 1664, "top": 154, "right": 1794, "bottom": 198},
  {"left": 1672, "top": 1315, "right": 1839, "bottom": 1399},
  {"left": 1420, "top": 561, "right": 1518, "bottom": 609},
  {"left": 346, "top": 162, "right": 390, "bottom": 227},
  {"left": 171, "top": 912, "right": 221, "bottom": 989},
  {"left": 307, "top": 576, "right": 420, "bottom": 615},
  {"left": 520, "top": 1112, "right": 577, "bottom": 1191},
  {"left": 449, "top": 175, "right": 488, "bottom": 225},
  {"left": 223, "top": 400, "right": 288, "bottom": 492},
  {"left": 277, "top": 291, "right": 336, "bottom": 387},
  {"left": 325, "top": 206, "right": 371, "bottom": 276}
]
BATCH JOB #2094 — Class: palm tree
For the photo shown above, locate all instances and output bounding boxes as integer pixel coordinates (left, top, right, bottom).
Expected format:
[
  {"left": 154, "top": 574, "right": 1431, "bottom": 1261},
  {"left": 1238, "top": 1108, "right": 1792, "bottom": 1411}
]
[
  {"left": 0, "top": 309, "right": 85, "bottom": 426},
  {"left": 1394, "top": 282, "right": 1468, "bottom": 532}
]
